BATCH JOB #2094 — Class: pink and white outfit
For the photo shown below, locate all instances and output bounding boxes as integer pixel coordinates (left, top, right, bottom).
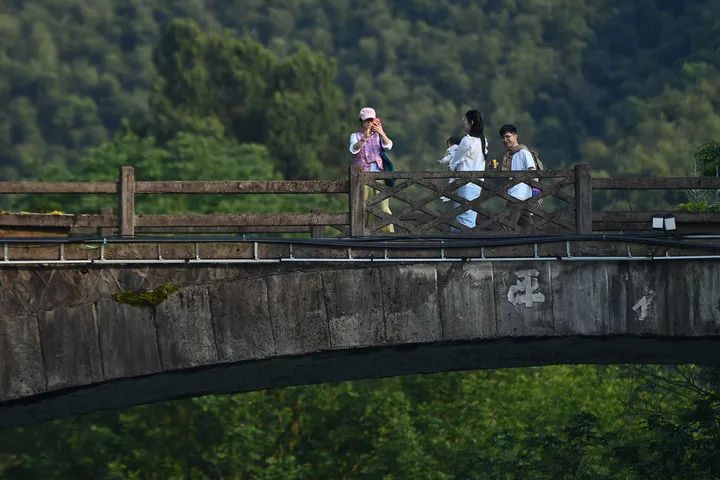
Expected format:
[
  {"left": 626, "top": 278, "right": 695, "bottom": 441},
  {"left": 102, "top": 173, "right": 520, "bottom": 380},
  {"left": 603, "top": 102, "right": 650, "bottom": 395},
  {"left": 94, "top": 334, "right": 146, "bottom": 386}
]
[{"left": 348, "top": 132, "right": 393, "bottom": 172}]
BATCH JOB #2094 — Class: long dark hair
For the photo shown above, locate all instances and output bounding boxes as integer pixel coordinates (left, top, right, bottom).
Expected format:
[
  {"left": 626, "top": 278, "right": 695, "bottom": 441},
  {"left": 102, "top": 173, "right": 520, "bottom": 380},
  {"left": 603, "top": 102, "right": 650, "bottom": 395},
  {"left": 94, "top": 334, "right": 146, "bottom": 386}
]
[{"left": 465, "top": 109, "right": 486, "bottom": 156}]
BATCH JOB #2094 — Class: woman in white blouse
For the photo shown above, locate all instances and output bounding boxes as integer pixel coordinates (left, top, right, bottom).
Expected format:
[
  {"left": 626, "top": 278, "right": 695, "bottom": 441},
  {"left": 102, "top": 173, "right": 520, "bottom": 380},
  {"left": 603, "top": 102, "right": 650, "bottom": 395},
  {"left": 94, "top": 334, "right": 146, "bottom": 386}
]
[{"left": 448, "top": 109, "right": 488, "bottom": 230}]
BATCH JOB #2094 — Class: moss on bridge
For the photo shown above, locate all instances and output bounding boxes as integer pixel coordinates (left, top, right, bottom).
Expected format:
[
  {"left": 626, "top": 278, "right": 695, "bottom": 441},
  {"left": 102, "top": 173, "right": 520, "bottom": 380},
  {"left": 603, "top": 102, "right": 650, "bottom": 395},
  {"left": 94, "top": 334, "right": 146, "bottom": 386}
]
[{"left": 111, "top": 282, "right": 179, "bottom": 307}]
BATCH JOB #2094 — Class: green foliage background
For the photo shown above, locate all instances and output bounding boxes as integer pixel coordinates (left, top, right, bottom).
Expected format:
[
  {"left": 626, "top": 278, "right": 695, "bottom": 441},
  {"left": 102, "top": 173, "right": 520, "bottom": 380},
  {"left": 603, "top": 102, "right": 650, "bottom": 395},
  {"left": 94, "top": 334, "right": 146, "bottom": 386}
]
[
  {"left": 1, "top": 1, "right": 720, "bottom": 477},
  {"left": 1, "top": 0, "right": 719, "bottom": 183},
  {"left": 3, "top": 366, "right": 720, "bottom": 479}
]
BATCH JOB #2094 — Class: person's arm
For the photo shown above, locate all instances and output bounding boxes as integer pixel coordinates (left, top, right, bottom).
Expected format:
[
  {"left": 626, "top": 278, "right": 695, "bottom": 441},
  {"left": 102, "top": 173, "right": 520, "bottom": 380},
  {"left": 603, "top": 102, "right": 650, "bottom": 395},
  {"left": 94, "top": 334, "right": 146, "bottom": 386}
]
[
  {"left": 448, "top": 137, "right": 473, "bottom": 171},
  {"left": 372, "top": 121, "right": 393, "bottom": 150},
  {"left": 438, "top": 146, "right": 454, "bottom": 165},
  {"left": 521, "top": 150, "right": 536, "bottom": 170},
  {"left": 349, "top": 133, "right": 366, "bottom": 155}
]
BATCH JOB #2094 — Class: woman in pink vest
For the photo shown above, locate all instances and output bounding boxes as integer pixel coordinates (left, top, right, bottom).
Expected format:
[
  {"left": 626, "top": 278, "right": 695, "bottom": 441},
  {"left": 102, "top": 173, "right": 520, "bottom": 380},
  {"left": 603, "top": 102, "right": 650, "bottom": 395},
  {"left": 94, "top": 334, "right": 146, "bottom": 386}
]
[{"left": 348, "top": 107, "right": 395, "bottom": 233}]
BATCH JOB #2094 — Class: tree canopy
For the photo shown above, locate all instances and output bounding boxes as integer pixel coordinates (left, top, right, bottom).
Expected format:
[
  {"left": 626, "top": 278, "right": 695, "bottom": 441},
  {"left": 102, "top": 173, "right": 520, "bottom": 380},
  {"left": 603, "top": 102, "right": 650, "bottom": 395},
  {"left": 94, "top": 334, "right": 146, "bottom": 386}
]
[
  {"left": 2, "top": 366, "right": 720, "bottom": 478},
  {"left": 0, "top": 0, "right": 718, "bottom": 182}
]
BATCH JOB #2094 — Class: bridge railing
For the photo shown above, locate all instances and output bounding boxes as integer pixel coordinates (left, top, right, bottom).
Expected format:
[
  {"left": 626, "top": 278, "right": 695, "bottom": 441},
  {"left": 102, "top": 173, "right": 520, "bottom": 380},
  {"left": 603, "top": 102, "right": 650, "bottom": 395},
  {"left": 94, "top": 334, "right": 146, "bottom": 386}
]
[
  {"left": 1, "top": 164, "right": 720, "bottom": 237},
  {"left": 0, "top": 166, "right": 350, "bottom": 236},
  {"left": 590, "top": 176, "right": 720, "bottom": 232},
  {"left": 356, "top": 166, "right": 720, "bottom": 235},
  {"left": 352, "top": 165, "right": 590, "bottom": 235}
]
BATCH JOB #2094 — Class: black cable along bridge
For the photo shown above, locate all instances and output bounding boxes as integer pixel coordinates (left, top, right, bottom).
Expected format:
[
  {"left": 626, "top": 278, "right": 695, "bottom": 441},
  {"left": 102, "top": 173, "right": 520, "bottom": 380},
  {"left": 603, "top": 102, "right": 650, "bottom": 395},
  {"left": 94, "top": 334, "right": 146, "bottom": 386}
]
[{"left": 2, "top": 233, "right": 720, "bottom": 266}]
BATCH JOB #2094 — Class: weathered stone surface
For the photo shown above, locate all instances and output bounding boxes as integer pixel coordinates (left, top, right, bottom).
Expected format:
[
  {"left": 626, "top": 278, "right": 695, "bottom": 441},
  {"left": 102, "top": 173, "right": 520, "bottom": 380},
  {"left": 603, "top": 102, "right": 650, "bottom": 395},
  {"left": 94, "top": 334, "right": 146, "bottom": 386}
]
[
  {"left": 61, "top": 244, "right": 101, "bottom": 261},
  {"left": 381, "top": 265, "right": 441, "bottom": 343},
  {"left": 112, "top": 267, "right": 151, "bottom": 292},
  {"left": 266, "top": 272, "right": 329, "bottom": 355},
  {"left": 39, "top": 304, "right": 103, "bottom": 391},
  {"left": 0, "top": 270, "right": 38, "bottom": 317},
  {"left": 209, "top": 279, "right": 275, "bottom": 361},
  {"left": 137, "top": 266, "right": 211, "bottom": 290},
  {"left": 292, "top": 245, "right": 350, "bottom": 259},
  {"left": 158, "top": 244, "right": 196, "bottom": 260},
  {"left": 437, "top": 264, "right": 497, "bottom": 339},
  {"left": 483, "top": 244, "right": 535, "bottom": 258},
  {"left": 7, "top": 245, "right": 59, "bottom": 261},
  {"left": 0, "top": 314, "right": 45, "bottom": 401},
  {"left": 68, "top": 268, "right": 121, "bottom": 306},
  {"left": 494, "top": 262, "right": 554, "bottom": 336},
  {"left": 198, "top": 243, "right": 253, "bottom": 260},
  {"left": 103, "top": 244, "right": 157, "bottom": 261},
  {"left": 667, "top": 262, "right": 720, "bottom": 336},
  {"left": 96, "top": 299, "right": 162, "bottom": 379},
  {"left": 32, "top": 269, "right": 80, "bottom": 312},
  {"left": 551, "top": 262, "right": 614, "bottom": 335},
  {"left": 258, "top": 244, "right": 291, "bottom": 259},
  {"left": 206, "top": 266, "right": 252, "bottom": 284},
  {"left": 323, "top": 269, "right": 385, "bottom": 347},
  {"left": 1, "top": 257, "right": 720, "bottom": 428},
  {"left": 155, "top": 286, "right": 217, "bottom": 369}
]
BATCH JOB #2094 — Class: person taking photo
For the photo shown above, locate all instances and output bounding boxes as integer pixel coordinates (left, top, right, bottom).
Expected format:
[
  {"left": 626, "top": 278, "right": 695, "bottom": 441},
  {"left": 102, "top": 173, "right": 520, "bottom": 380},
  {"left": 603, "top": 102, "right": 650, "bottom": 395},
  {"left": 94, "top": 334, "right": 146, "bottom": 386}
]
[{"left": 348, "top": 107, "right": 395, "bottom": 233}]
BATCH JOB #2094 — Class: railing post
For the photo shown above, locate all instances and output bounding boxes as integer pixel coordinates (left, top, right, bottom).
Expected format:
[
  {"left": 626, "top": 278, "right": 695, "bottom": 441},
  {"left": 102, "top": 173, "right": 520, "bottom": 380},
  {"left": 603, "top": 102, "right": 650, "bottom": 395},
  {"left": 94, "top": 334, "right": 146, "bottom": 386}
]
[
  {"left": 349, "top": 165, "right": 366, "bottom": 236},
  {"left": 119, "top": 166, "right": 135, "bottom": 236},
  {"left": 575, "top": 164, "right": 592, "bottom": 234},
  {"left": 310, "top": 226, "right": 324, "bottom": 238},
  {"left": 310, "top": 210, "right": 324, "bottom": 238},
  {"left": 99, "top": 207, "right": 113, "bottom": 236}
]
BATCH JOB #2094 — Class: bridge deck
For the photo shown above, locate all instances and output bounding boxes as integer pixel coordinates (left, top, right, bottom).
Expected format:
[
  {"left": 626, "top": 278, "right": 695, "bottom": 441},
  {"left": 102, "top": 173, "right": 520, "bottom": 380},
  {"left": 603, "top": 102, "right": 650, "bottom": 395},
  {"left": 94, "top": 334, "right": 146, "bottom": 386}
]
[{"left": 2, "top": 244, "right": 720, "bottom": 428}]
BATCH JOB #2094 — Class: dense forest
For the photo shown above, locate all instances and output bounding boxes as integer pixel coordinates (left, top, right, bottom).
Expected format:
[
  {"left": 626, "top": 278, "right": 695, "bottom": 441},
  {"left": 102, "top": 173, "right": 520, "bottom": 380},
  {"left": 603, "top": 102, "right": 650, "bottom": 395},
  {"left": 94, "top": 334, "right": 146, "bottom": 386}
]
[
  {"left": 3, "top": 366, "right": 720, "bottom": 478},
  {"left": 1, "top": 0, "right": 719, "bottom": 184},
  {"left": 1, "top": 1, "right": 720, "bottom": 477}
]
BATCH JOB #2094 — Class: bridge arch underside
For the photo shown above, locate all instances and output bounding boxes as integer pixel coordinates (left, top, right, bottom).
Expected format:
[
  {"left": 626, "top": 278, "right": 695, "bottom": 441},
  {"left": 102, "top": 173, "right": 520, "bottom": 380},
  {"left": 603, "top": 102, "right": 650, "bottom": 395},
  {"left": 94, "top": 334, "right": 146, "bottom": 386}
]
[{"left": 1, "top": 259, "right": 720, "bottom": 428}]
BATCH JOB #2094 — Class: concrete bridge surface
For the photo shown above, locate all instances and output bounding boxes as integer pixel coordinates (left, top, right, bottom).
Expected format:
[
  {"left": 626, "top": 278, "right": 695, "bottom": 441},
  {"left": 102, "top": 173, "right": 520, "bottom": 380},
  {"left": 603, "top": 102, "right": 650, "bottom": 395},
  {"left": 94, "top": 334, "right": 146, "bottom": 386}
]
[{"left": 1, "top": 243, "right": 720, "bottom": 428}]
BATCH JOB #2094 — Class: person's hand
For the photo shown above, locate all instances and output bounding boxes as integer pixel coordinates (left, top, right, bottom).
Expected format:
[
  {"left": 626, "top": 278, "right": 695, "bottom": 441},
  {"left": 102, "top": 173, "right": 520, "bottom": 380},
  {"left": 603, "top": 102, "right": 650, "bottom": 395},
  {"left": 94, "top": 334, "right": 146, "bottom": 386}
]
[
  {"left": 372, "top": 119, "right": 385, "bottom": 136},
  {"left": 354, "top": 134, "right": 369, "bottom": 150}
]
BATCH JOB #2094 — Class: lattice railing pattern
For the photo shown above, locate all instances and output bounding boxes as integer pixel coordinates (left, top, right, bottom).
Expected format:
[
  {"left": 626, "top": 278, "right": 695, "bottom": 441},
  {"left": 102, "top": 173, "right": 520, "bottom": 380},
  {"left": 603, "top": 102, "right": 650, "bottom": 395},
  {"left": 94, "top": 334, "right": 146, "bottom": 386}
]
[{"left": 349, "top": 166, "right": 592, "bottom": 236}]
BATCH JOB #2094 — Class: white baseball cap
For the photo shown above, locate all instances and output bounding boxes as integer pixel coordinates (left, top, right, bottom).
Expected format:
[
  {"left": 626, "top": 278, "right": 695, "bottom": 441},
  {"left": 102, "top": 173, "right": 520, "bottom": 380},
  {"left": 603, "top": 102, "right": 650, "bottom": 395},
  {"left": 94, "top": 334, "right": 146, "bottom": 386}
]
[{"left": 359, "top": 107, "right": 376, "bottom": 121}]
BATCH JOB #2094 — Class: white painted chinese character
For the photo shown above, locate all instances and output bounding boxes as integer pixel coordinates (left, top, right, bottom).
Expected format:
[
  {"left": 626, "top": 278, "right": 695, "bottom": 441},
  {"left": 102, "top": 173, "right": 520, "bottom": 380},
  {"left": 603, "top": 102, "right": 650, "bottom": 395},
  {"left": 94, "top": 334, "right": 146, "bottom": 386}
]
[
  {"left": 507, "top": 269, "right": 545, "bottom": 308},
  {"left": 632, "top": 290, "right": 655, "bottom": 322}
]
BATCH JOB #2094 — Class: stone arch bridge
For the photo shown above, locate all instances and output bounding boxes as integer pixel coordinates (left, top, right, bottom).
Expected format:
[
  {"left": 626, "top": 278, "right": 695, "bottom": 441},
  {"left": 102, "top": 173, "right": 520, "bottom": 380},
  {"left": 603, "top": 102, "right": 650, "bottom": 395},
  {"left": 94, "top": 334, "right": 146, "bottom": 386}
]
[{"left": 1, "top": 238, "right": 719, "bottom": 429}]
